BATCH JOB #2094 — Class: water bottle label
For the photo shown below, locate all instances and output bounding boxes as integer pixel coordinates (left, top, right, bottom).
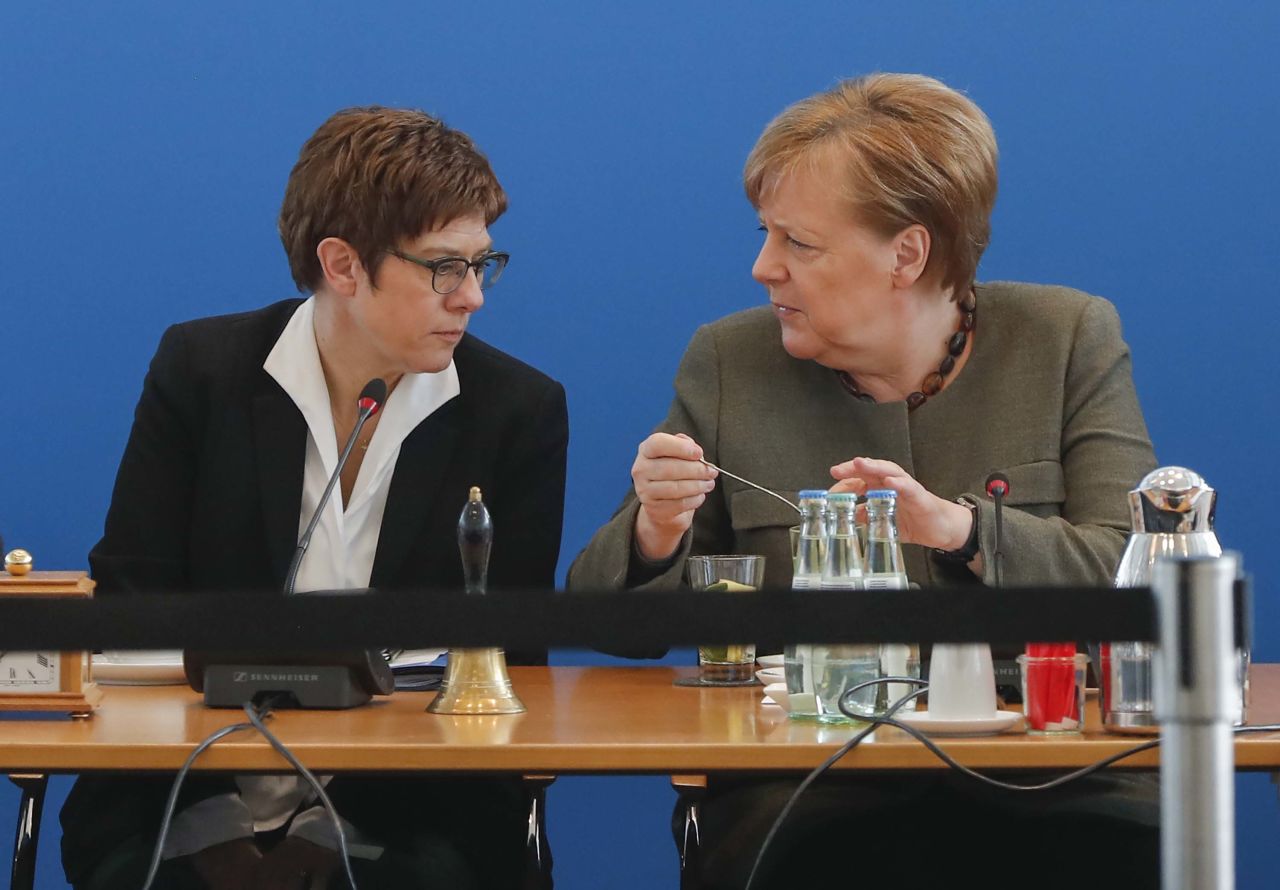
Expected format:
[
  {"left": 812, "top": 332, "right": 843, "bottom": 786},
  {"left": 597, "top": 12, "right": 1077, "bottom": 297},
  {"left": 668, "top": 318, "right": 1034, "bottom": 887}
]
[
  {"left": 863, "top": 573, "right": 907, "bottom": 590},
  {"left": 880, "top": 642, "right": 919, "bottom": 712},
  {"left": 791, "top": 575, "right": 819, "bottom": 590},
  {"left": 793, "top": 691, "right": 819, "bottom": 714},
  {"left": 819, "top": 578, "right": 859, "bottom": 590},
  {"left": 784, "top": 644, "right": 818, "bottom": 715}
]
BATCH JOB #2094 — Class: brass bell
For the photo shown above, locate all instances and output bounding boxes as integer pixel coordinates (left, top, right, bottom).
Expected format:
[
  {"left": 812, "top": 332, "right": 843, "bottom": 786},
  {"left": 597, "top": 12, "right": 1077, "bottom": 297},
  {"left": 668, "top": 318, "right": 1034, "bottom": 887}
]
[
  {"left": 427, "top": 646, "right": 526, "bottom": 715},
  {"left": 427, "top": 488, "right": 525, "bottom": 715}
]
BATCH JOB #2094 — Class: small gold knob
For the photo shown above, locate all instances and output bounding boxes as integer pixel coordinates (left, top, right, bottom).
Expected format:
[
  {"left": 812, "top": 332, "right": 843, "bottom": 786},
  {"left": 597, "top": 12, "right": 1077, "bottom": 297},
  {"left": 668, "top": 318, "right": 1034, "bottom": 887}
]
[{"left": 4, "top": 549, "right": 33, "bottom": 576}]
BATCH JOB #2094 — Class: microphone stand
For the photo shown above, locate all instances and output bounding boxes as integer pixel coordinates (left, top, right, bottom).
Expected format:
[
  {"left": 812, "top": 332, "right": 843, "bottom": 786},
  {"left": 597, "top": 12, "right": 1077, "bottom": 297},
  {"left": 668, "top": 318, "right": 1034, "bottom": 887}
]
[
  {"left": 992, "top": 485, "right": 1005, "bottom": 589},
  {"left": 985, "top": 474, "right": 1014, "bottom": 698},
  {"left": 284, "top": 394, "right": 381, "bottom": 595},
  {"left": 184, "top": 379, "right": 395, "bottom": 709}
]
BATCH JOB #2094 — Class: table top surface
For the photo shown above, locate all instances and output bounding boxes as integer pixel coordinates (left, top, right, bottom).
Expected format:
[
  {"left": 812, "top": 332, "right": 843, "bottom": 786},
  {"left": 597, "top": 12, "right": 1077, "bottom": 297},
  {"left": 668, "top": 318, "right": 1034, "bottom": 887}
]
[{"left": 1, "top": 665, "right": 1277, "bottom": 774}]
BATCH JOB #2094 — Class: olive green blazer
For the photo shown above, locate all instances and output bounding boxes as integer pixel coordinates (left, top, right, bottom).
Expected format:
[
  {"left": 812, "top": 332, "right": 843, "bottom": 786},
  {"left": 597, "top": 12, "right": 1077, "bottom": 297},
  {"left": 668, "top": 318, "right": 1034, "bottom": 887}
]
[{"left": 568, "top": 281, "right": 1156, "bottom": 593}]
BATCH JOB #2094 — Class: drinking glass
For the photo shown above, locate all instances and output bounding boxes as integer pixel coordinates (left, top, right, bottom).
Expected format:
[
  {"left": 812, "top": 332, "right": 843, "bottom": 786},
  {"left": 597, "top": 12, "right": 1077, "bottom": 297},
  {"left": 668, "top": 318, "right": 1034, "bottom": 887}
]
[
  {"left": 1018, "top": 653, "right": 1089, "bottom": 733},
  {"left": 685, "top": 555, "right": 765, "bottom": 684}
]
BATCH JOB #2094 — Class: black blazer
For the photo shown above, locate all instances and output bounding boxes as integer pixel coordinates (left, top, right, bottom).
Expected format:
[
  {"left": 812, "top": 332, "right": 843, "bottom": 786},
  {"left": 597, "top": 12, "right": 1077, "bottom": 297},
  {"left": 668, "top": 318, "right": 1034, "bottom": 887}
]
[
  {"left": 62, "top": 299, "right": 568, "bottom": 881},
  {"left": 89, "top": 297, "right": 567, "bottom": 603}
]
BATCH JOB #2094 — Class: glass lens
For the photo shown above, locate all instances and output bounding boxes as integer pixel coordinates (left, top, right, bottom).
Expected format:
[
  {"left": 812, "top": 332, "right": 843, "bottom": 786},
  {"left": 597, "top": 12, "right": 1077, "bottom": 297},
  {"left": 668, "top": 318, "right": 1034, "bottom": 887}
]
[
  {"left": 431, "top": 258, "right": 468, "bottom": 294},
  {"left": 478, "top": 253, "right": 507, "bottom": 290}
]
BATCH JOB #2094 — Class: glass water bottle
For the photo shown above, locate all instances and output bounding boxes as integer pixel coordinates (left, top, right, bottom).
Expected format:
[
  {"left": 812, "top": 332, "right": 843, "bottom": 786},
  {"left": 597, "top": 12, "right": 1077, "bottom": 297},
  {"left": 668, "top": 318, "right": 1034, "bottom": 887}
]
[
  {"left": 784, "top": 490, "right": 827, "bottom": 718},
  {"left": 863, "top": 489, "right": 919, "bottom": 713},
  {"left": 812, "top": 493, "right": 877, "bottom": 721}
]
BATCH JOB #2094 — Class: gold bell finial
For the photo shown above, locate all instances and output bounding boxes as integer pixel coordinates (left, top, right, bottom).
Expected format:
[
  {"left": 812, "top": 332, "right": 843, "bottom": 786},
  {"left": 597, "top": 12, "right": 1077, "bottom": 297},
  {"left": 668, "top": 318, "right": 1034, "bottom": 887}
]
[
  {"left": 427, "top": 487, "right": 525, "bottom": 715},
  {"left": 4, "top": 549, "right": 33, "bottom": 576}
]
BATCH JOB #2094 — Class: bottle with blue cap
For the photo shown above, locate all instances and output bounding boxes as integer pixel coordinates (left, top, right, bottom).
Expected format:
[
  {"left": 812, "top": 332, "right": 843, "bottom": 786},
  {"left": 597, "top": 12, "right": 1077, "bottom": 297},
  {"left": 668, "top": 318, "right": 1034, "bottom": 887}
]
[
  {"left": 863, "top": 489, "right": 919, "bottom": 712},
  {"left": 784, "top": 490, "right": 827, "bottom": 718},
  {"left": 820, "top": 493, "right": 862, "bottom": 590},
  {"left": 809, "top": 492, "right": 879, "bottom": 721}
]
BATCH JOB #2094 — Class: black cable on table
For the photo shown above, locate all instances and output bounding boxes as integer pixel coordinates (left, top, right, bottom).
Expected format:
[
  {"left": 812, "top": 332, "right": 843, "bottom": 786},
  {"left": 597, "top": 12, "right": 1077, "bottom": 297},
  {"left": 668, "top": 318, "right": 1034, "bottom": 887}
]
[
  {"left": 742, "top": 673, "right": 1280, "bottom": 890},
  {"left": 139, "top": 699, "right": 363, "bottom": 890}
]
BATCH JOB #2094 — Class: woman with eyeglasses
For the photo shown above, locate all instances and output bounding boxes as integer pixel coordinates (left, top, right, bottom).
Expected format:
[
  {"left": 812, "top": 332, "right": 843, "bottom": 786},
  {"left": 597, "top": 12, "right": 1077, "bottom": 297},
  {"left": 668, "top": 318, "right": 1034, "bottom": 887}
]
[
  {"left": 61, "top": 106, "right": 567, "bottom": 890},
  {"left": 570, "top": 74, "right": 1159, "bottom": 890}
]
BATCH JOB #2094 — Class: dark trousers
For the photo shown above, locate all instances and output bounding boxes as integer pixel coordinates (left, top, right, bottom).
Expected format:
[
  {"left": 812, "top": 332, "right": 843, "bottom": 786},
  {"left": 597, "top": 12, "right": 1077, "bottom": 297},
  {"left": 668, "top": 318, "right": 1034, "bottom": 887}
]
[
  {"left": 64, "top": 776, "right": 535, "bottom": 890},
  {"left": 72, "top": 832, "right": 443, "bottom": 890},
  {"left": 689, "top": 772, "right": 1160, "bottom": 890}
]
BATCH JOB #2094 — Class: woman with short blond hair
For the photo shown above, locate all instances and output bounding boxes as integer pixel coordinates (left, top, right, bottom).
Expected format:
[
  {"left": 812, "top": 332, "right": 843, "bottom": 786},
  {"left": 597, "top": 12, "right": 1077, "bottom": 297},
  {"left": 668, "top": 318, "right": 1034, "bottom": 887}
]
[{"left": 571, "top": 73, "right": 1158, "bottom": 889}]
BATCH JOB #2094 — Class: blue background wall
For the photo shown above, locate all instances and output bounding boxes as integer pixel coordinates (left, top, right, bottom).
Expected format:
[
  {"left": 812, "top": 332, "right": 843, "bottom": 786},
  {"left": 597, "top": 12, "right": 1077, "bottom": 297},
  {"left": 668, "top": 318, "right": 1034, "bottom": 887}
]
[{"left": 3, "top": 2, "right": 1278, "bottom": 887}]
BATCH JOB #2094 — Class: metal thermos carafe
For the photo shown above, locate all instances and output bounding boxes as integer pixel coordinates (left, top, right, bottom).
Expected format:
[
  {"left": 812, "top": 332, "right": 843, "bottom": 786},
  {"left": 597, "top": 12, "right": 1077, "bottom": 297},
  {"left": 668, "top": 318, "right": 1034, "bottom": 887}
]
[{"left": 1099, "top": 467, "right": 1248, "bottom": 733}]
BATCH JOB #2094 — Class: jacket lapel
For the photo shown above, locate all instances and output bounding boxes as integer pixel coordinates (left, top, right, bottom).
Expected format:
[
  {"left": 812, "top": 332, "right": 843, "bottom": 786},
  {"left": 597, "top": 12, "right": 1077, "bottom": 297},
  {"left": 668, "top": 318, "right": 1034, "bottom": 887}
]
[
  {"left": 253, "top": 381, "right": 308, "bottom": 589},
  {"left": 370, "top": 398, "right": 462, "bottom": 589}
]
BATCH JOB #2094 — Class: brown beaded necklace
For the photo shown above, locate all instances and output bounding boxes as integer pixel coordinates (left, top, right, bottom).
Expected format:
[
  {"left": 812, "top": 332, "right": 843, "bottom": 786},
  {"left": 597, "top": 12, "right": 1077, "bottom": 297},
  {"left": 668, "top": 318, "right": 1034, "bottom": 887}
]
[{"left": 835, "top": 288, "right": 977, "bottom": 411}]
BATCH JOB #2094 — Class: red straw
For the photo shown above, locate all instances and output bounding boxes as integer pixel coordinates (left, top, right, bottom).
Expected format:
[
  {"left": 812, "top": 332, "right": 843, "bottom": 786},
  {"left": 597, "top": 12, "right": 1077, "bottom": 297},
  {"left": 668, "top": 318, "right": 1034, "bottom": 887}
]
[
  {"left": 1026, "top": 657, "right": 1046, "bottom": 729},
  {"left": 1025, "top": 643, "right": 1047, "bottom": 729},
  {"left": 1052, "top": 643, "right": 1077, "bottom": 728},
  {"left": 1100, "top": 643, "right": 1112, "bottom": 714},
  {"left": 1067, "top": 643, "right": 1081, "bottom": 726}
]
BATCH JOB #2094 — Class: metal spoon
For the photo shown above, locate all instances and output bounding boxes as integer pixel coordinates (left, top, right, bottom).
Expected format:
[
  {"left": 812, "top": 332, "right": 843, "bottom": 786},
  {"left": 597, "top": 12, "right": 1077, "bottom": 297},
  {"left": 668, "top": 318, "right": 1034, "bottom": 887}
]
[{"left": 698, "top": 459, "right": 802, "bottom": 514}]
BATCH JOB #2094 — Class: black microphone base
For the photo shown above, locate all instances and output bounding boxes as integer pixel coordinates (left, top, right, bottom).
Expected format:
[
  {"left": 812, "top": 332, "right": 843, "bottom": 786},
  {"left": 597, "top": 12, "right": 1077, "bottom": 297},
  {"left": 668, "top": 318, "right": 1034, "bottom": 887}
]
[
  {"left": 199, "top": 664, "right": 372, "bottom": 709},
  {"left": 184, "top": 647, "right": 395, "bottom": 709},
  {"left": 992, "top": 656, "right": 1023, "bottom": 704}
]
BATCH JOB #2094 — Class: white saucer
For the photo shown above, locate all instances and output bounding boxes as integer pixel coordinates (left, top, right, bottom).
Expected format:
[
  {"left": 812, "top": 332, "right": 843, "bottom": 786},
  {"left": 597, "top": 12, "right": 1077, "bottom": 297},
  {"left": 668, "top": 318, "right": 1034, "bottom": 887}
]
[
  {"left": 756, "top": 654, "right": 784, "bottom": 669},
  {"left": 894, "top": 709, "right": 1022, "bottom": 736},
  {"left": 755, "top": 666, "right": 785, "bottom": 685},
  {"left": 761, "top": 682, "right": 790, "bottom": 711},
  {"left": 92, "top": 653, "right": 186, "bottom": 686}
]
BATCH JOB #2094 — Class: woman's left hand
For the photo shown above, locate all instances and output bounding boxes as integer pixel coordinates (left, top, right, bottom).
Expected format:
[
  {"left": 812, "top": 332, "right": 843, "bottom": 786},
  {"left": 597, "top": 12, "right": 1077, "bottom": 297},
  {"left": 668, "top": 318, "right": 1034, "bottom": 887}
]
[{"left": 829, "top": 457, "right": 972, "bottom": 551}]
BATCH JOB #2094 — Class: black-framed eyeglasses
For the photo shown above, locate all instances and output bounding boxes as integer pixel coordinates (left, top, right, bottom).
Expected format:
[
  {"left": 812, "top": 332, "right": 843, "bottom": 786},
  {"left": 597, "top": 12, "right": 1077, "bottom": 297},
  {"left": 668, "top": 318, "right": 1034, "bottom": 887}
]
[{"left": 386, "top": 248, "right": 509, "bottom": 295}]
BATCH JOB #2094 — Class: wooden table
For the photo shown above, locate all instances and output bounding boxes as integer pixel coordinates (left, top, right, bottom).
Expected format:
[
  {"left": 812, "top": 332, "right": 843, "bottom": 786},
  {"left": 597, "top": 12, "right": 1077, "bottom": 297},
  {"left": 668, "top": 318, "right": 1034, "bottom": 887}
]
[
  {"left": 3, "top": 664, "right": 1278, "bottom": 774},
  {"left": 6, "top": 665, "right": 1278, "bottom": 890}
]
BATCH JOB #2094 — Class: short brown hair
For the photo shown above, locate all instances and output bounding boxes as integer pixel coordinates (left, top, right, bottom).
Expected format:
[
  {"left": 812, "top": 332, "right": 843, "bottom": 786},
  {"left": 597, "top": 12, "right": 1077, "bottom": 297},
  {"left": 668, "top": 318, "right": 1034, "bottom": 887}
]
[
  {"left": 279, "top": 106, "right": 507, "bottom": 293},
  {"left": 744, "top": 73, "right": 998, "bottom": 297}
]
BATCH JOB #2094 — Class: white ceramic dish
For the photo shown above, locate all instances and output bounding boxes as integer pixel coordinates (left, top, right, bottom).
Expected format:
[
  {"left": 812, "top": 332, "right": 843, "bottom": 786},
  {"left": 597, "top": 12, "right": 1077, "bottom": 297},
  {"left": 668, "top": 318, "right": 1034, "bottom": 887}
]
[
  {"left": 755, "top": 666, "right": 785, "bottom": 685},
  {"left": 92, "top": 652, "right": 186, "bottom": 686},
  {"left": 756, "top": 654, "right": 784, "bottom": 669},
  {"left": 762, "top": 682, "right": 790, "bottom": 710},
  {"left": 894, "top": 709, "right": 1022, "bottom": 736}
]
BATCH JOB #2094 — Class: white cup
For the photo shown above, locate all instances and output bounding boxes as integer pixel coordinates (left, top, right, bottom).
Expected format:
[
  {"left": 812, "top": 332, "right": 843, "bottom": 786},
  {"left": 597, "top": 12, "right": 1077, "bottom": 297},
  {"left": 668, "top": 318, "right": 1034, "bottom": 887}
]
[{"left": 927, "top": 643, "right": 997, "bottom": 720}]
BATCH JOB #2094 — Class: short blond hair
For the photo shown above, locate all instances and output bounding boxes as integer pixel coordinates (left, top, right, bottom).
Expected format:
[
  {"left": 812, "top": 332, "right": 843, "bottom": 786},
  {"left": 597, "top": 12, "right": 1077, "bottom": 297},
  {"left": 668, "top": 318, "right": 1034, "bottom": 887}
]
[{"left": 744, "top": 73, "right": 998, "bottom": 297}]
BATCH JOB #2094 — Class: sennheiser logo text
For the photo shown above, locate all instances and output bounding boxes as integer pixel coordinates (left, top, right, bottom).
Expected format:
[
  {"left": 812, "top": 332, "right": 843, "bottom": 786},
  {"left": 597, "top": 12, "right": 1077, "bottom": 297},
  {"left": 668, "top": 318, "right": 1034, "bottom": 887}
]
[{"left": 244, "top": 672, "right": 320, "bottom": 683}]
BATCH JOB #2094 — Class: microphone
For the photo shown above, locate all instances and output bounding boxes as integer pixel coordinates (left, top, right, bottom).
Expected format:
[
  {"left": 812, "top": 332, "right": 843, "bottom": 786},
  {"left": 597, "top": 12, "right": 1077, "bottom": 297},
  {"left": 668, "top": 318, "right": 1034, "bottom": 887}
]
[
  {"left": 283, "top": 378, "right": 387, "bottom": 595},
  {"left": 980, "top": 471, "right": 1017, "bottom": 701},
  {"left": 185, "top": 377, "right": 394, "bottom": 708},
  {"left": 985, "top": 472, "right": 1009, "bottom": 588},
  {"left": 984, "top": 472, "right": 1009, "bottom": 499}
]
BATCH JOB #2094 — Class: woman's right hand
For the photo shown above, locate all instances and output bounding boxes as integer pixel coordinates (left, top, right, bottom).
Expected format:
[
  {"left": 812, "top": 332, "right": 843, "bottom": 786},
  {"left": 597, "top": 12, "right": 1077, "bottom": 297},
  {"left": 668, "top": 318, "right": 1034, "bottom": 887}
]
[{"left": 632, "top": 432, "right": 717, "bottom": 561}]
